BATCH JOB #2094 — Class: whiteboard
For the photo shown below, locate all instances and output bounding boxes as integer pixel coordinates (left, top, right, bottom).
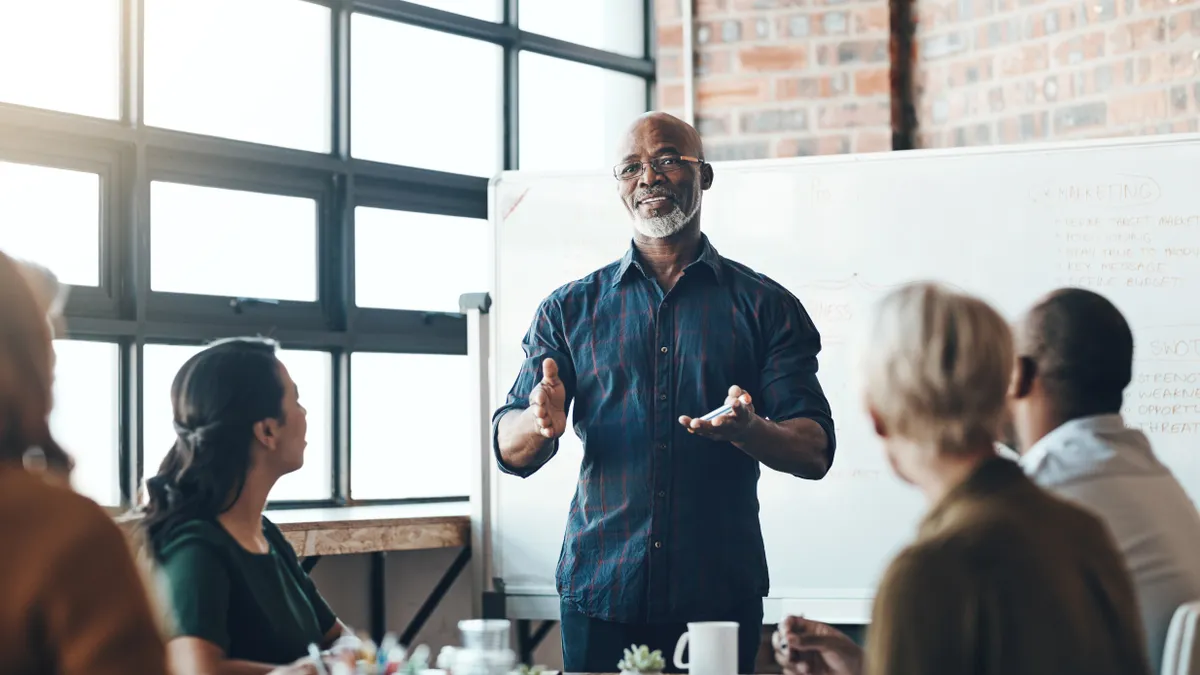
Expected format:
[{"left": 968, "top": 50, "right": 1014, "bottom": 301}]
[{"left": 487, "top": 134, "right": 1200, "bottom": 623}]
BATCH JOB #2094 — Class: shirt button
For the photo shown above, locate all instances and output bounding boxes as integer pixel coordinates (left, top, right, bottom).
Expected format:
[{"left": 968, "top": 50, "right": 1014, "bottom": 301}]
[
  {"left": 660, "top": 346, "right": 668, "bottom": 353},
  {"left": 657, "top": 490, "right": 666, "bottom": 498},
  {"left": 656, "top": 442, "right": 666, "bottom": 450},
  {"left": 654, "top": 541, "right": 662, "bottom": 549},
  {"left": 659, "top": 393, "right": 667, "bottom": 401}
]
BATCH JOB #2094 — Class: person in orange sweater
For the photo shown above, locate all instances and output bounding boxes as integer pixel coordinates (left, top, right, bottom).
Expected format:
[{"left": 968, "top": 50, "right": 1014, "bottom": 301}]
[{"left": 0, "top": 252, "right": 169, "bottom": 675}]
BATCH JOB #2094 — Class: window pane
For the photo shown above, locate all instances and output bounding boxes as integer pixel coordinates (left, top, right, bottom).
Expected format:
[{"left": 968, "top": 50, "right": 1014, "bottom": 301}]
[
  {"left": 355, "top": 208, "right": 489, "bottom": 312},
  {"left": 0, "top": 0, "right": 121, "bottom": 119},
  {"left": 351, "top": 353, "right": 469, "bottom": 500},
  {"left": 403, "top": 0, "right": 500, "bottom": 22},
  {"left": 50, "top": 340, "right": 121, "bottom": 506},
  {"left": 519, "top": 0, "right": 644, "bottom": 58},
  {"left": 352, "top": 14, "right": 501, "bottom": 176},
  {"left": 144, "top": 0, "right": 330, "bottom": 151},
  {"left": 0, "top": 161, "right": 100, "bottom": 287},
  {"left": 519, "top": 53, "right": 647, "bottom": 171},
  {"left": 142, "top": 344, "right": 332, "bottom": 501},
  {"left": 150, "top": 182, "right": 317, "bottom": 301}
]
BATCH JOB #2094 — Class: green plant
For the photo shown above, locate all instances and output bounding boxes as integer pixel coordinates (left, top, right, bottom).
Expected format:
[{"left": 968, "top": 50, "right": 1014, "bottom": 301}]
[{"left": 618, "top": 645, "right": 665, "bottom": 673}]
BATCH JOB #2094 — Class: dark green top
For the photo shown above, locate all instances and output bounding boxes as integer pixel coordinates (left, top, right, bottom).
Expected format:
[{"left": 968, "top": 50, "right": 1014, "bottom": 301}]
[{"left": 157, "top": 516, "right": 337, "bottom": 665}]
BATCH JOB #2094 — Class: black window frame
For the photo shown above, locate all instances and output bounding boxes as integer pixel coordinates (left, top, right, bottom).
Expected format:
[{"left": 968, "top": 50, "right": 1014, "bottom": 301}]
[{"left": 0, "top": 0, "right": 656, "bottom": 510}]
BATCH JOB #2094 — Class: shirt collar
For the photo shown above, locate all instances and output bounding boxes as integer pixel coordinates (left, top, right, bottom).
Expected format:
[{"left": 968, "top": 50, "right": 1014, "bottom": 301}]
[
  {"left": 613, "top": 233, "right": 725, "bottom": 287},
  {"left": 1018, "top": 413, "right": 1126, "bottom": 476}
]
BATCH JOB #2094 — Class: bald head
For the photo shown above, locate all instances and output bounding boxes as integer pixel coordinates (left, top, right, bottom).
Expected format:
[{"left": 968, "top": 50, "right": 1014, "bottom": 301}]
[
  {"left": 1017, "top": 288, "right": 1133, "bottom": 417},
  {"left": 618, "top": 112, "right": 704, "bottom": 161}
]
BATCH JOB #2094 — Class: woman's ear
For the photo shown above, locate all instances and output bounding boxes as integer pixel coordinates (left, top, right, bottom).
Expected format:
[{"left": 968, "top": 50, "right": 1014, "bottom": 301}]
[{"left": 252, "top": 419, "right": 279, "bottom": 450}]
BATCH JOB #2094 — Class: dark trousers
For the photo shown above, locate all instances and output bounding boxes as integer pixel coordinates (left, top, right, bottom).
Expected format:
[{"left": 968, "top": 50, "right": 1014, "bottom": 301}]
[{"left": 559, "top": 600, "right": 764, "bottom": 674}]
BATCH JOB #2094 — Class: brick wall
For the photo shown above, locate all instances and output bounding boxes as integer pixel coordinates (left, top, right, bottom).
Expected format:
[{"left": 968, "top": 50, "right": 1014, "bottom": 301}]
[
  {"left": 654, "top": 0, "right": 894, "bottom": 160},
  {"left": 655, "top": 0, "right": 1200, "bottom": 155},
  {"left": 914, "top": 0, "right": 1200, "bottom": 147}
]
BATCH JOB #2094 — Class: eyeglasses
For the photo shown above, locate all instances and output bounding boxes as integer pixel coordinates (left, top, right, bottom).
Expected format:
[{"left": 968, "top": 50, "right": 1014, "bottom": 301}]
[{"left": 613, "top": 155, "right": 703, "bottom": 181}]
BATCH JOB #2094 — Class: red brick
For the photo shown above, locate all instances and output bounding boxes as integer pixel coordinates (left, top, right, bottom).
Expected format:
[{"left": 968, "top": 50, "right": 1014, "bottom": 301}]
[
  {"left": 940, "top": 57, "right": 995, "bottom": 86},
  {"left": 1137, "top": 51, "right": 1196, "bottom": 84},
  {"left": 1053, "top": 31, "right": 1106, "bottom": 66},
  {"left": 696, "top": 113, "right": 732, "bottom": 137},
  {"left": 658, "top": 54, "right": 682, "bottom": 80},
  {"left": 856, "top": 130, "right": 892, "bottom": 152},
  {"left": 998, "top": 44, "right": 1049, "bottom": 77},
  {"left": 777, "top": 73, "right": 851, "bottom": 98},
  {"left": 855, "top": 68, "right": 891, "bottom": 95},
  {"left": 1110, "top": 91, "right": 1170, "bottom": 125},
  {"left": 775, "top": 135, "right": 852, "bottom": 156},
  {"left": 817, "top": 100, "right": 891, "bottom": 128},
  {"left": 656, "top": 0, "right": 680, "bottom": 22},
  {"left": 738, "top": 45, "right": 809, "bottom": 71},
  {"left": 1169, "top": 9, "right": 1200, "bottom": 40},
  {"left": 1139, "top": 0, "right": 1200, "bottom": 12},
  {"left": 659, "top": 84, "right": 686, "bottom": 109},
  {"left": 818, "top": 39, "right": 888, "bottom": 65},
  {"left": 658, "top": 23, "right": 684, "bottom": 48},
  {"left": 697, "top": 0, "right": 730, "bottom": 13},
  {"left": 1111, "top": 19, "right": 1167, "bottom": 54},
  {"left": 854, "top": 6, "right": 889, "bottom": 34},
  {"left": 697, "top": 48, "right": 734, "bottom": 76},
  {"left": 697, "top": 78, "right": 771, "bottom": 107},
  {"left": 732, "top": 0, "right": 807, "bottom": 9},
  {"left": 917, "top": 2, "right": 951, "bottom": 30}
]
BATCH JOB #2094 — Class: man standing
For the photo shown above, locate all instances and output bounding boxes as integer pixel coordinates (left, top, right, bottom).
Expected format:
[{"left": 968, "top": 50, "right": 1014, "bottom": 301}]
[
  {"left": 492, "top": 112, "right": 835, "bottom": 674},
  {"left": 1009, "top": 288, "right": 1200, "bottom": 675}
]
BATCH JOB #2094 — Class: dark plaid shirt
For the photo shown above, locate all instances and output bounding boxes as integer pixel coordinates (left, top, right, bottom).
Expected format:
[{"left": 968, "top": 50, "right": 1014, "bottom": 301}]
[{"left": 492, "top": 235, "right": 836, "bottom": 624}]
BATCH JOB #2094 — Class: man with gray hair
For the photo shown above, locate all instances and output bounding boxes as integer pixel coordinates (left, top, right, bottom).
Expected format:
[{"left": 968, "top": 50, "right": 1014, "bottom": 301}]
[
  {"left": 1009, "top": 288, "right": 1200, "bottom": 675},
  {"left": 492, "top": 112, "right": 835, "bottom": 673}
]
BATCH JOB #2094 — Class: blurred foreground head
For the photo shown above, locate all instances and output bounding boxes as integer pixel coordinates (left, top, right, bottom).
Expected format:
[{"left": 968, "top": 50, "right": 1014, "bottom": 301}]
[{"left": 0, "top": 250, "right": 71, "bottom": 474}]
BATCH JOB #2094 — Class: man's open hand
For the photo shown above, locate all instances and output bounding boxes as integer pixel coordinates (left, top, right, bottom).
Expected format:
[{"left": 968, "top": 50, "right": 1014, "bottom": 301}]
[
  {"left": 529, "top": 357, "right": 567, "bottom": 439},
  {"left": 678, "top": 385, "right": 757, "bottom": 442}
]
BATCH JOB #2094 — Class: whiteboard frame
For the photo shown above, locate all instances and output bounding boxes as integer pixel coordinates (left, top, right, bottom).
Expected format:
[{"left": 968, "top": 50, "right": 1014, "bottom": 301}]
[{"left": 482, "top": 131, "right": 1200, "bottom": 625}]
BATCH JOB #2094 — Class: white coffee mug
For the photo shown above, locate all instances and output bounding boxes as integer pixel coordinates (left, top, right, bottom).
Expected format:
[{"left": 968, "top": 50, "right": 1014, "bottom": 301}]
[{"left": 673, "top": 621, "right": 739, "bottom": 675}]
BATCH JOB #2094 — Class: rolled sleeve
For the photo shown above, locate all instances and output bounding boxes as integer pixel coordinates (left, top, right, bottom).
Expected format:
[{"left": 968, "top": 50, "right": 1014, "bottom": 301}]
[
  {"left": 758, "top": 294, "right": 836, "bottom": 462},
  {"left": 491, "top": 297, "right": 576, "bottom": 478}
]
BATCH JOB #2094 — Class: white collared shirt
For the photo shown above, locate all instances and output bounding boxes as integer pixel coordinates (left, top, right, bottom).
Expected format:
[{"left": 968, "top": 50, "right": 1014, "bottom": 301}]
[{"left": 1020, "top": 414, "right": 1200, "bottom": 675}]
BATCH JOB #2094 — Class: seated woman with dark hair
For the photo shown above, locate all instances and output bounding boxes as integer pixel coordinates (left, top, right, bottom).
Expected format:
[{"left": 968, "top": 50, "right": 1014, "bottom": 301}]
[{"left": 140, "top": 337, "right": 349, "bottom": 675}]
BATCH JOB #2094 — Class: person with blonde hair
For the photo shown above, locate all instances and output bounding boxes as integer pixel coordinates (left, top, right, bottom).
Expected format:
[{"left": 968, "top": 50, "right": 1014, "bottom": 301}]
[
  {"left": 773, "top": 282, "right": 1150, "bottom": 675},
  {"left": 0, "top": 251, "right": 169, "bottom": 675}
]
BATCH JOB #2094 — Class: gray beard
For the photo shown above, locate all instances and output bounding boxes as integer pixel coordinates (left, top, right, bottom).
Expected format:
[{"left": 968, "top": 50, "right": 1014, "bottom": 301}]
[{"left": 633, "top": 200, "right": 698, "bottom": 239}]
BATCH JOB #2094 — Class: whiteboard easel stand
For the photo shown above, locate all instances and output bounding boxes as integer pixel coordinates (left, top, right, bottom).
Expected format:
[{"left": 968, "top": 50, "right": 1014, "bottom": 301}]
[{"left": 462, "top": 291, "right": 495, "bottom": 622}]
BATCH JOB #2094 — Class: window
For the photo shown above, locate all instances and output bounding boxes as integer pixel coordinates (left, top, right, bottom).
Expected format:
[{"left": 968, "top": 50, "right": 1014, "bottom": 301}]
[
  {"left": 141, "top": 344, "right": 333, "bottom": 502},
  {"left": 404, "top": 0, "right": 501, "bottom": 22},
  {"left": 519, "top": 52, "right": 648, "bottom": 171},
  {"left": 49, "top": 340, "right": 121, "bottom": 506},
  {"left": 150, "top": 182, "right": 318, "bottom": 301},
  {"left": 3, "top": 0, "right": 653, "bottom": 508},
  {"left": 144, "top": 0, "right": 331, "bottom": 152},
  {"left": 520, "top": 0, "right": 645, "bottom": 58},
  {"left": 350, "top": 352, "right": 470, "bottom": 500},
  {"left": 355, "top": 208, "right": 489, "bottom": 312},
  {"left": 352, "top": 15, "right": 502, "bottom": 177},
  {"left": 0, "top": 161, "right": 101, "bottom": 287},
  {"left": 0, "top": 0, "right": 121, "bottom": 119}
]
